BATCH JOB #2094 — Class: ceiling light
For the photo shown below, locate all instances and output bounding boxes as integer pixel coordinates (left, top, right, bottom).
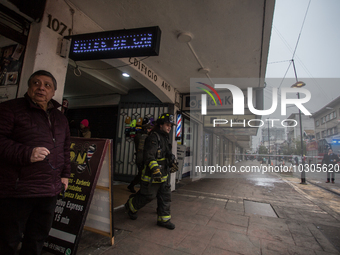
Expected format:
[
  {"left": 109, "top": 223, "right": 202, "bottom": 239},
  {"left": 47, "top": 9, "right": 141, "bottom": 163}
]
[
  {"left": 198, "top": 68, "right": 210, "bottom": 74},
  {"left": 122, "top": 73, "right": 130, "bottom": 77},
  {"left": 177, "top": 32, "right": 193, "bottom": 43}
]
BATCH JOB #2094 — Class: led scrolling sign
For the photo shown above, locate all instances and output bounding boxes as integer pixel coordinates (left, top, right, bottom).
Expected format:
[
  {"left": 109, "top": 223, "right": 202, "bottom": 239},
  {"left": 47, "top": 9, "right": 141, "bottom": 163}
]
[{"left": 67, "top": 26, "right": 161, "bottom": 61}]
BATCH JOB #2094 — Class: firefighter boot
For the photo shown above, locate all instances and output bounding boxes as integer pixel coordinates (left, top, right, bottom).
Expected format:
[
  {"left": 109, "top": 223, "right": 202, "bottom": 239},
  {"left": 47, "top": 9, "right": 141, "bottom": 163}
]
[
  {"left": 157, "top": 220, "right": 175, "bottom": 230},
  {"left": 125, "top": 203, "right": 138, "bottom": 220},
  {"left": 127, "top": 184, "right": 136, "bottom": 193}
]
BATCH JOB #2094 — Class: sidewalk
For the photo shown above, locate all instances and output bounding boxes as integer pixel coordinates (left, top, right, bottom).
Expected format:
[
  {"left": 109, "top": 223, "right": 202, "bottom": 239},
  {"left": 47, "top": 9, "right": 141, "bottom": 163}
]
[
  {"left": 74, "top": 160, "right": 340, "bottom": 255},
  {"left": 290, "top": 167, "right": 340, "bottom": 196}
]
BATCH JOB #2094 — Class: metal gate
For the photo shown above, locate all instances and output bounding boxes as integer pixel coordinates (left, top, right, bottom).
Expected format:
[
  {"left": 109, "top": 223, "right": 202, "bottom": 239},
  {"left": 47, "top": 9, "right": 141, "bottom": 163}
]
[{"left": 114, "top": 102, "right": 169, "bottom": 181}]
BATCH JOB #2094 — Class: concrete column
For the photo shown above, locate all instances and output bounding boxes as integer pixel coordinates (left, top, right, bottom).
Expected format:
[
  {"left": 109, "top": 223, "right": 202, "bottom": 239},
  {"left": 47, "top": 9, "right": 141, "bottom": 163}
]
[
  {"left": 18, "top": 0, "right": 102, "bottom": 103},
  {"left": 18, "top": 0, "right": 71, "bottom": 103}
]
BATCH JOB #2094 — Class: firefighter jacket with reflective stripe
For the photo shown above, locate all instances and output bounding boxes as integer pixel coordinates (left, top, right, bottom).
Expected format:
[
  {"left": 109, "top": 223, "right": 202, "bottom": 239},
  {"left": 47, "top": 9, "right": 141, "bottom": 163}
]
[{"left": 141, "top": 129, "right": 171, "bottom": 183}]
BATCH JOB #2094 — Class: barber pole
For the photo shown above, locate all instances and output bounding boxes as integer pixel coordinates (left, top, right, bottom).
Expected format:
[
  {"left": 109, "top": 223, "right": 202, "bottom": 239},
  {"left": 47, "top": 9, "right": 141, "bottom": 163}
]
[{"left": 176, "top": 113, "right": 182, "bottom": 139}]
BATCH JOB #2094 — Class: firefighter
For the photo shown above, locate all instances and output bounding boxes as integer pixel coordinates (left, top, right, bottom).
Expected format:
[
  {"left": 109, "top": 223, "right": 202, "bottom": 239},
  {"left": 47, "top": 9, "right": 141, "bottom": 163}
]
[
  {"left": 125, "top": 113, "right": 178, "bottom": 229},
  {"left": 127, "top": 117, "right": 153, "bottom": 193}
]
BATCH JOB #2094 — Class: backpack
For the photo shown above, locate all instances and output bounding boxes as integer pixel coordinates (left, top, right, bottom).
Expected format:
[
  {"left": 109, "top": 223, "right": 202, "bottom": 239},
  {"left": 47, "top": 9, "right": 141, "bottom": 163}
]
[
  {"left": 135, "top": 133, "right": 148, "bottom": 164},
  {"left": 135, "top": 131, "right": 161, "bottom": 165}
]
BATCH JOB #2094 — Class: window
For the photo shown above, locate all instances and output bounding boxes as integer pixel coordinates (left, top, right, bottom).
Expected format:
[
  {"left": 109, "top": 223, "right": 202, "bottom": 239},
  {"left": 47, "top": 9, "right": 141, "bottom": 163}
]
[
  {"left": 326, "top": 115, "right": 329, "bottom": 121},
  {"left": 334, "top": 111, "right": 337, "bottom": 118},
  {"left": 328, "top": 129, "right": 331, "bottom": 135},
  {"left": 316, "top": 132, "right": 320, "bottom": 139},
  {"left": 322, "top": 117, "right": 325, "bottom": 124},
  {"left": 316, "top": 120, "right": 319, "bottom": 127}
]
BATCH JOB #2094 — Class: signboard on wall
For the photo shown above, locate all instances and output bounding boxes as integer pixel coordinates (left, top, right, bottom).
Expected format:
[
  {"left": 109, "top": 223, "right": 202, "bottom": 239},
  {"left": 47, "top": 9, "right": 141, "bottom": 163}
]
[
  {"left": 43, "top": 138, "right": 111, "bottom": 255},
  {"left": 176, "top": 144, "right": 186, "bottom": 181},
  {"left": 182, "top": 89, "right": 256, "bottom": 112},
  {"left": 67, "top": 26, "right": 161, "bottom": 61},
  {"left": 306, "top": 140, "right": 318, "bottom": 151}
]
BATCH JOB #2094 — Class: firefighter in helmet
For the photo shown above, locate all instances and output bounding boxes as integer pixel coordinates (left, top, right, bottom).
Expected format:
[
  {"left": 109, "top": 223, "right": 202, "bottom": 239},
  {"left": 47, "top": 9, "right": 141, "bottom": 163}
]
[{"left": 125, "top": 113, "right": 178, "bottom": 229}]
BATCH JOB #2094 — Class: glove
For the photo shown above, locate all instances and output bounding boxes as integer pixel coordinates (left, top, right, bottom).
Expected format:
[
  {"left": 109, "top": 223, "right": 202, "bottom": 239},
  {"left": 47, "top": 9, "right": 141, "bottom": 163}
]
[
  {"left": 152, "top": 168, "right": 162, "bottom": 182},
  {"left": 170, "top": 156, "right": 179, "bottom": 173},
  {"left": 170, "top": 162, "right": 179, "bottom": 173}
]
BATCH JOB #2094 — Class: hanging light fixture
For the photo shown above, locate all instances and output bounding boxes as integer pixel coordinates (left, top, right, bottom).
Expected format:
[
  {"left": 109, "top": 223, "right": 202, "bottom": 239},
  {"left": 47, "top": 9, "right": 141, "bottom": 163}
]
[{"left": 291, "top": 81, "right": 306, "bottom": 88}]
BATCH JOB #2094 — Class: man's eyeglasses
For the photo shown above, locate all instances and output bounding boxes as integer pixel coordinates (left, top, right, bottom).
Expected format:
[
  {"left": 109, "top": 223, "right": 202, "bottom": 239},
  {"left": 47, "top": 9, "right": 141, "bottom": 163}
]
[
  {"left": 44, "top": 157, "right": 58, "bottom": 170},
  {"left": 44, "top": 146, "right": 59, "bottom": 170}
]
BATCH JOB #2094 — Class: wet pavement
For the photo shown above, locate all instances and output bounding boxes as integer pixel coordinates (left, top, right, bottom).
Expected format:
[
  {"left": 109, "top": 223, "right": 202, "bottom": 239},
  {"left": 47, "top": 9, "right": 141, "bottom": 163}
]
[
  {"left": 291, "top": 168, "right": 340, "bottom": 195},
  {"left": 45, "top": 160, "right": 340, "bottom": 255}
]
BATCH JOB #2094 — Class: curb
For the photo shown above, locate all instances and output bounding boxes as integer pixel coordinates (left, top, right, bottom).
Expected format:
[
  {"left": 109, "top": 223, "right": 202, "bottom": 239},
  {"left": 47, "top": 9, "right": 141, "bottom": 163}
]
[{"left": 307, "top": 180, "right": 340, "bottom": 197}]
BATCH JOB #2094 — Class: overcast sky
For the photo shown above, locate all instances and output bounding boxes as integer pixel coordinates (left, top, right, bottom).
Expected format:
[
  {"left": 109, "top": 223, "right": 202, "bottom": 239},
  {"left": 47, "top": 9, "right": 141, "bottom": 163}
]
[
  {"left": 253, "top": 0, "right": 340, "bottom": 148},
  {"left": 265, "top": 0, "right": 340, "bottom": 115}
]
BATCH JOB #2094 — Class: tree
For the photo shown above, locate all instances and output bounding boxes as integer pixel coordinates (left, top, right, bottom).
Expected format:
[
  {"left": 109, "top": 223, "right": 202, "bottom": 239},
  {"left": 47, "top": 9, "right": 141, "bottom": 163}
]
[
  {"left": 258, "top": 145, "right": 268, "bottom": 155},
  {"left": 281, "top": 142, "right": 294, "bottom": 156},
  {"left": 293, "top": 138, "right": 306, "bottom": 155}
]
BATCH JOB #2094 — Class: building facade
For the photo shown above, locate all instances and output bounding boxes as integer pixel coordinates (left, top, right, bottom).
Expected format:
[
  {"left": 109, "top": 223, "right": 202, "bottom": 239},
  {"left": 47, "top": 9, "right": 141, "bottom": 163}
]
[{"left": 0, "top": 0, "right": 275, "bottom": 186}]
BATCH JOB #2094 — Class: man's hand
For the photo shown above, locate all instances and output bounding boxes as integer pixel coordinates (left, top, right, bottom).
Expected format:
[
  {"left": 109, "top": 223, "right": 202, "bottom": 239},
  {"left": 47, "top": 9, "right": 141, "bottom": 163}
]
[
  {"left": 153, "top": 168, "right": 162, "bottom": 182},
  {"left": 30, "top": 147, "right": 50, "bottom": 163},
  {"left": 61, "top": 178, "right": 69, "bottom": 191}
]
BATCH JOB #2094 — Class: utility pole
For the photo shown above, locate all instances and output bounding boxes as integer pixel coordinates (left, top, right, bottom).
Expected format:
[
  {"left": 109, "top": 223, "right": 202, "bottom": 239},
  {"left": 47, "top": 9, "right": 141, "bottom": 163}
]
[{"left": 267, "top": 119, "right": 270, "bottom": 165}]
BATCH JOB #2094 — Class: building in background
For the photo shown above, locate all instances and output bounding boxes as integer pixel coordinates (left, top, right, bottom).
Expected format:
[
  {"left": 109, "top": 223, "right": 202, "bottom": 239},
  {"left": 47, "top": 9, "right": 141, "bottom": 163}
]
[
  {"left": 312, "top": 96, "right": 340, "bottom": 163},
  {"left": 261, "top": 127, "right": 286, "bottom": 155}
]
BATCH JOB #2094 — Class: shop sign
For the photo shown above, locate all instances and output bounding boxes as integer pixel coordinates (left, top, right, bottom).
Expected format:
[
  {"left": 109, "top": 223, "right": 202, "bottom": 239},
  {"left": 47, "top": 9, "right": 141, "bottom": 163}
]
[
  {"left": 43, "top": 138, "right": 111, "bottom": 255},
  {"left": 67, "top": 26, "right": 161, "bottom": 61},
  {"left": 183, "top": 90, "right": 252, "bottom": 112},
  {"left": 306, "top": 141, "right": 318, "bottom": 151},
  {"left": 128, "top": 57, "right": 174, "bottom": 94}
]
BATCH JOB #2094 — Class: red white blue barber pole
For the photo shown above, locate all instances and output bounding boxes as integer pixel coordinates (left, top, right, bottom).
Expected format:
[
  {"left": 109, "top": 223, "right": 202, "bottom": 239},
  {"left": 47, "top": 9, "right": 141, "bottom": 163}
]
[{"left": 176, "top": 113, "right": 182, "bottom": 139}]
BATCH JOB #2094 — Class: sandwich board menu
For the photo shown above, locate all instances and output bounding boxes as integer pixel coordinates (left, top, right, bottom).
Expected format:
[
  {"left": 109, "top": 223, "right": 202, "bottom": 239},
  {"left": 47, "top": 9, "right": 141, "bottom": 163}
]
[{"left": 43, "top": 138, "right": 113, "bottom": 255}]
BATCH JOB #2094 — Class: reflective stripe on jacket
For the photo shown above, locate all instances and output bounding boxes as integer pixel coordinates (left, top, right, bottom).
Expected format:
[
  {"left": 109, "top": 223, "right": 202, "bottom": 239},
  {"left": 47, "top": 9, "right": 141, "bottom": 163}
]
[{"left": 141, "top": 129, "right": 171, "bottom": 183}]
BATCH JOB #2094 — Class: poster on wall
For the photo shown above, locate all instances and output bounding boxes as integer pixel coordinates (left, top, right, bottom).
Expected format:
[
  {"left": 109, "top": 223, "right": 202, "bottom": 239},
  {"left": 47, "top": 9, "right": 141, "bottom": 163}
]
[
  {"left": 0, "top": 44, "right": 25, "bottom": 86},
  {"left": 43, "top": 138, "right": 111, "bottom": 255}
]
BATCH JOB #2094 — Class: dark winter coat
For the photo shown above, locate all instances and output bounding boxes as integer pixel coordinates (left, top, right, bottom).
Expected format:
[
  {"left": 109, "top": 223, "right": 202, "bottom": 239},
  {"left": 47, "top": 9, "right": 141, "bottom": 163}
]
[
  {"left": 141, "top": 128, "right": 172, "bottom": 183},
  {"left": 322, "top": 153, "right": 339, "bottom": 166},
  {"left": 0, "top": 93, "right": 71, "bottom": 198}
]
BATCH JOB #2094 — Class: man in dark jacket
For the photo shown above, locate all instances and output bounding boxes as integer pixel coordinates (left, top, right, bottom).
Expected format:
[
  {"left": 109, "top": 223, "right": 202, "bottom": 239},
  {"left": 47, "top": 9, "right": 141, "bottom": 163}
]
[
  {"left": 322, "top": 148, "right": 339, "bottom": 183},
  {"left": 125, "top": 113, "right": 176, "bottom": 229},
  {"left": 0, "top": 70, "right": 71, "bottom": 255}
]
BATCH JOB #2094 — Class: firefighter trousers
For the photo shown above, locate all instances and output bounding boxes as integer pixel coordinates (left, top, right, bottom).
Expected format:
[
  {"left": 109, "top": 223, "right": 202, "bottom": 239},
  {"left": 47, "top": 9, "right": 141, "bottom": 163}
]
[{"left": 128, "top": 180, "right": 171, "bottom": 222}]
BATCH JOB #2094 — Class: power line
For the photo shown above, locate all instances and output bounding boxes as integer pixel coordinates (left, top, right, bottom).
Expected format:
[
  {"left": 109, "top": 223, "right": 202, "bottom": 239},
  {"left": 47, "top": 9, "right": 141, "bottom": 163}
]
[
  {"left": 291, "top": 0, "right": 311, "bottom": 60},
  {"left": 267, "top": 59, "right": 291, "bottom": 64},
  {"left": 271, "top": 27, "right": 331, "bottom": 101},
  {"left": 277, "top": 60, "right": 293, "bottom": 90},
  {"left": 268, "top": 0, "right": 331, "bottom": 104}
]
